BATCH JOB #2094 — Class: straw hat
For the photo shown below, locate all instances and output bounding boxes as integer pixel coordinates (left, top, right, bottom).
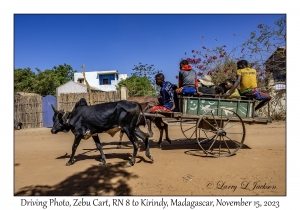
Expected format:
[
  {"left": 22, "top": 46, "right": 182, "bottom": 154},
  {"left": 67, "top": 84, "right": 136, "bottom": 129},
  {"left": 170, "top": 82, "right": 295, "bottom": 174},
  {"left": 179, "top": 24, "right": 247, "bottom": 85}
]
[{"left": 199, "top": 75, "right": 214, "bottom": 86}]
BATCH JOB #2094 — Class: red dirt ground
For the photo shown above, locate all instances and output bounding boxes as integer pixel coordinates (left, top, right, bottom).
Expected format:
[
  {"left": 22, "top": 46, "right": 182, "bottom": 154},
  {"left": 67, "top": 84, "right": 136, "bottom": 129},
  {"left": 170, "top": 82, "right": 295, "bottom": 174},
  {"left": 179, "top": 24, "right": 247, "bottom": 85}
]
[{"left": 14, "top": 121, "right": 286, "bottom": 196}]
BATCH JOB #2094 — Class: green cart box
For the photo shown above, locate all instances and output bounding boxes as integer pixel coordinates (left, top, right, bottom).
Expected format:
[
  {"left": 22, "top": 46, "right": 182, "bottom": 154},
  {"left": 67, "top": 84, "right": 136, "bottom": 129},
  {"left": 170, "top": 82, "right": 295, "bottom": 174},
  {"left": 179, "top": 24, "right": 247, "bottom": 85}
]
[{"left": 180, "top": 97, "right": 254, "bottom": 118}]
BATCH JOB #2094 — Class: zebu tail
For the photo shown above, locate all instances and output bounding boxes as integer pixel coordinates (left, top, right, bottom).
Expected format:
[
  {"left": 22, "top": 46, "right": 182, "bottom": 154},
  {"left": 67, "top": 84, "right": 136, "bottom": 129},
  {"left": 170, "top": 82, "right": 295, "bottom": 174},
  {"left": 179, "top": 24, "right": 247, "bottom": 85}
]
[
  {"left": 137, "top": 103, "right": 150, "bottom": 138},
  {"left": 136, "top": 102, "right": 154, "bottom": 162}
]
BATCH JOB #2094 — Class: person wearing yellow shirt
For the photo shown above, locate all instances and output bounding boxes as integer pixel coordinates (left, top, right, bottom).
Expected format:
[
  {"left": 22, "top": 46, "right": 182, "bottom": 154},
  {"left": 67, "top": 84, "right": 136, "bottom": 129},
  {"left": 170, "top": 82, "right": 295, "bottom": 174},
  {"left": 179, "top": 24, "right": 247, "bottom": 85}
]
[
  {"left": 223, "top": 60, "right": 271, "bottom": 112},
  {"left": 224, "top": 78, "right": 240, "bottom": 99}
]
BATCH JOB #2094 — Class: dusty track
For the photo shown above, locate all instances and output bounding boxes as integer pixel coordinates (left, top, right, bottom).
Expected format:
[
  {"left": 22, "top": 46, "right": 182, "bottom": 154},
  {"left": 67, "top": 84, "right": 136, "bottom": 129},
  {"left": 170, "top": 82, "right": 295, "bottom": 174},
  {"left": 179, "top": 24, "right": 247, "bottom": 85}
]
[{"left": 14, "top": 121, "right": 286, "bottom": 196}]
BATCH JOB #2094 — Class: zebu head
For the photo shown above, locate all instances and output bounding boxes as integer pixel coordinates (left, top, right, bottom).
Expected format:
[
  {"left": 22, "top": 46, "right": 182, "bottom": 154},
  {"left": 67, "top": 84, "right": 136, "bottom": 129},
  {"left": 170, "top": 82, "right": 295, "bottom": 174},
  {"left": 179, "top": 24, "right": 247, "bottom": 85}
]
[{"left": 51, "top": 104, "right": 70, "bottom": 134}]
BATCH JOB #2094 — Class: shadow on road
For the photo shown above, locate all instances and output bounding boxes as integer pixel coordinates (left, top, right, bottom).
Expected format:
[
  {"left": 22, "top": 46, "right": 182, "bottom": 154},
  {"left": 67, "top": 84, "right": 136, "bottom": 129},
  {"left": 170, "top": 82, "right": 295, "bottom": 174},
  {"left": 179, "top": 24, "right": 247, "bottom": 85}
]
[{"left": 15, "top": 162, "right": 137, "bottom": 196}]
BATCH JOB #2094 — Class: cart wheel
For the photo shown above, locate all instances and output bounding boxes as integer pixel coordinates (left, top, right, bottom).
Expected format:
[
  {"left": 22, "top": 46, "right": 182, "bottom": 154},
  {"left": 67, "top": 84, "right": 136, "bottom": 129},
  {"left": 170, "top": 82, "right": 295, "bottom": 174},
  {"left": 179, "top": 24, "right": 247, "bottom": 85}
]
[
  {"left": 195, "top": 107, "right": 245, "bottom": 157},
  {"left": 180, "top": 118, "right": 199, "bottom": 141}
]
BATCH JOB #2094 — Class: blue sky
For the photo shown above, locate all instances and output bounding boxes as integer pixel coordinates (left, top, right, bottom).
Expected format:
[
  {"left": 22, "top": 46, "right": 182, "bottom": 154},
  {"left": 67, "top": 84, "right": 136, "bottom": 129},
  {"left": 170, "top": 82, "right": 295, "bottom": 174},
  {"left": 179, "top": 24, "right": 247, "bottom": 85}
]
[{"left": 14, "top": 14, "right": 285, "bottom": 84}]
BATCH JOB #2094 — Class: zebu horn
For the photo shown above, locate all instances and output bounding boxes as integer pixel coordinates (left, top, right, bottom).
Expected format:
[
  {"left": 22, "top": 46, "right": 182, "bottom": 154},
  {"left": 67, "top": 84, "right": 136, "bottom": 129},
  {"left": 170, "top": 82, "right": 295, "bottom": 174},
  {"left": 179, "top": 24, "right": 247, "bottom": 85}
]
[{"left": 51, "top": 104, "right": 58, "bottom": 113}]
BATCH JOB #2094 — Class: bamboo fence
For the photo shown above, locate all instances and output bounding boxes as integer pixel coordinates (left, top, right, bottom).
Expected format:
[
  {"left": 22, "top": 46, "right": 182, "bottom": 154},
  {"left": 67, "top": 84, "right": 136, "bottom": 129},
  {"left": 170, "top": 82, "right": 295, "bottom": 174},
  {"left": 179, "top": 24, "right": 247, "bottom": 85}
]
[
  {"left": 14, "top": 93, "right": 43, "bottom": 129},
  {"left": 57, "top": 91, "right": 121, "bottom": 111}
]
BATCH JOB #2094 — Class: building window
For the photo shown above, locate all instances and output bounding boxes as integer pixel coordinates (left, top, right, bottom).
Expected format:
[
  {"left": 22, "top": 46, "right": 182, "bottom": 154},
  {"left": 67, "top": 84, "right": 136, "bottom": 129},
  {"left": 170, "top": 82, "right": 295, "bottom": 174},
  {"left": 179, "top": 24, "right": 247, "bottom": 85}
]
[
  {"left": 99, "top": 74, "right": 115, "bottom": 85},
  {"left": 103, "top": 79, "right": 109, "bottom": 85},
  {"left": 77, "top": 79, "right": 84, "bottom": 83}
]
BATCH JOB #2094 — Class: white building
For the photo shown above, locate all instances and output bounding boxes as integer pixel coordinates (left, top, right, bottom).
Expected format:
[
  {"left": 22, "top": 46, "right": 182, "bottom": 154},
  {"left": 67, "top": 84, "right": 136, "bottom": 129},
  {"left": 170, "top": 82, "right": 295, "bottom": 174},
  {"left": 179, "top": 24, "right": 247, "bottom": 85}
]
[
  {"left": 73, "top": 70, "right": 128, "bottom": 91},
  {"left": 56, "top": 81, "right": 101, "bottom": 96}
]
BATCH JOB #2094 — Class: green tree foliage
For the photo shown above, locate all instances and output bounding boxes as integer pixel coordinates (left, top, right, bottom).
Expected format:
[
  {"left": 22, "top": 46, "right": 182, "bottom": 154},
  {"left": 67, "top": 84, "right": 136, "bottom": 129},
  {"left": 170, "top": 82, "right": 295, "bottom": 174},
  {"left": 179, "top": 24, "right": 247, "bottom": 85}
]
[
  {"left": 14, "top": 68, "right": 36, "bottom": 92},
  {"left": 116, "top": 62, "right": 162, "bottom": 97},
  {"left": 14, "top": 63, "right": 77, "bottom": 96},
  {"left": 52, "top": 63, "right": 76, "bottom": 84},
  {"left": 131, "top": 62, "right": 162, "bottom": 86},
  {"left": 32, "top": 69, "right": 59, "bottom": 96},
  {"left": 117, "top": 75, "right": 157, "bottom": 97}
]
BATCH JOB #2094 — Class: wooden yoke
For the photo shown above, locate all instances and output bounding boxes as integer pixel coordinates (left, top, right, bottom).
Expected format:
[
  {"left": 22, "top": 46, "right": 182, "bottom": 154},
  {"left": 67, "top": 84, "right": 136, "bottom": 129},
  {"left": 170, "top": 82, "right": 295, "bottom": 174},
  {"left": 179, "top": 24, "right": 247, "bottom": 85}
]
[{"left": 81, "top": 64, "right": 93, "bottom": 106}]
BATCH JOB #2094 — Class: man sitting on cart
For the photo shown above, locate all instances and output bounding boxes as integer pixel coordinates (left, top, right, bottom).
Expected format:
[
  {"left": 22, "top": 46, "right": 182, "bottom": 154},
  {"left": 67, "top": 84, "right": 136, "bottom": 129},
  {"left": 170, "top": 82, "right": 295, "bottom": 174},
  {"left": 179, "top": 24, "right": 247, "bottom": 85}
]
[
  {"left": 197, "top": 75, "right": 216, "bottom": 98},
  {"left": 150, "top": 73, "right": 178, "bottom": 113},
  {"left": 223, "top": 60, "right": 271, "bottom": 113}
]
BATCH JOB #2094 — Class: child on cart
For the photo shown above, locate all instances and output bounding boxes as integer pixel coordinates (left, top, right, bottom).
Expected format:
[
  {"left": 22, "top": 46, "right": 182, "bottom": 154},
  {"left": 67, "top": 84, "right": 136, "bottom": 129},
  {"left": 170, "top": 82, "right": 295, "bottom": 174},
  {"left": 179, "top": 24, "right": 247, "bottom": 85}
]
[
  {"left": 224, "top": 78, "right": 240, "bottom": 99},
  {"left": 176, "top": 60, "right": 198, "bottom": 95}
]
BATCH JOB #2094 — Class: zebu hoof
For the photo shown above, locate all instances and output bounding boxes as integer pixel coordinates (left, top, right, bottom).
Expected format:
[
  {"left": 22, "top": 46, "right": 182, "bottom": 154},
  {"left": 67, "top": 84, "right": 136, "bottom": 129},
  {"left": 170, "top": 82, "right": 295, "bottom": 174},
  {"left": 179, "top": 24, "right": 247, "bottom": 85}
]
[
  {"left": 99, "top": 160, "right": 106, "bottom": 165},
  {"left": 126, "top": 161, "right": 134, "bottom": 167},
  {"left": 147, "top": 155, "right": 154, "bottom": 162},
  {"left": 166, "top": 139, "right": 171, "bottom": 144},
  {"left": 66, "top": 159, "right": 75, "bottom": 166}
]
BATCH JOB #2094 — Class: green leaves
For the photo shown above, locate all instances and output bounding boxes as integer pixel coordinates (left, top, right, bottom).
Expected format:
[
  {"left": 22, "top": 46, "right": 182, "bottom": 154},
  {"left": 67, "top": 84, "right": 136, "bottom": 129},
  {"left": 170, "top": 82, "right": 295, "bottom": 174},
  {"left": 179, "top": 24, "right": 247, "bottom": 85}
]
[
  {"left": 14, "top": 68, "right": 36, "bottom": 92},
  {"left": 33, "top": 69, "right": 59, "bottom": 96},
  {"left": 117, "top": 75, "right": 157, "bottom": 97},
  {"left": 131, "top": 62, "right": 162, "bottom": 86},
  {"left": 116, "top": 62, "right": 162, "bottom": 97},
  {"left": 14, "top": 63, "right": 77, "bottom": 96}
]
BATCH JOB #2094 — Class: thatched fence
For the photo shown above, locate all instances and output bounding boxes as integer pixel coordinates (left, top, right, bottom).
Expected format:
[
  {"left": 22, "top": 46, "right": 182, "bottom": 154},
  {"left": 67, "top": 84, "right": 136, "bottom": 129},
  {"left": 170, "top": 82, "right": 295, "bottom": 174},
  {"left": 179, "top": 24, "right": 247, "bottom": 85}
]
[
  {"left": 14, "top": 91, "right": 121, "bottom": 130},
  {"left": 57, "top": 91, "right": 121, "bottom": 111},
  {"left": 14, "top": 93, "right": 43, "bottom": 129}
]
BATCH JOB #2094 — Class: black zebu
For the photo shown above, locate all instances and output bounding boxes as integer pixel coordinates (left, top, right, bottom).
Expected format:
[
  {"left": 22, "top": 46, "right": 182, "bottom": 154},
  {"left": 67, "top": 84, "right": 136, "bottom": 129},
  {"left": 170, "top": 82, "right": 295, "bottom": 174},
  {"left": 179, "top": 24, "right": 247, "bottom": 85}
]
[
  {"left": 51, "top": 98, "right": 153, "bottom": 166},
  {"left": 117, "top": 100, "right": 171, "bottom": 148}
]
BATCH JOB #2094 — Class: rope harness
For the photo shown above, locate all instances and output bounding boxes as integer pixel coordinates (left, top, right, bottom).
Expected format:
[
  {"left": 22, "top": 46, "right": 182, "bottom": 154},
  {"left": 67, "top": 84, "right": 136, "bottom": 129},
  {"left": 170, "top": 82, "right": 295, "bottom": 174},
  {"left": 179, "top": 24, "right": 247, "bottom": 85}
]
[
  {"left": 52, "top": 111, "right": 67, "bottom": 130},
  {"left": 52, "top": 104, "right": 75, "bottom": 130}
]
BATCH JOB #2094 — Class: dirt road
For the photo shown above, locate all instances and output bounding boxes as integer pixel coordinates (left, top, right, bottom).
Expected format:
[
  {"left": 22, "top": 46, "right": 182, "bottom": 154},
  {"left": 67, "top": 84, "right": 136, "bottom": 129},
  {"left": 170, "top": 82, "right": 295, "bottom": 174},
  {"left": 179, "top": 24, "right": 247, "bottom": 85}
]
[{"left": 14, "top": 121, "right": 286, "bottom": 196}]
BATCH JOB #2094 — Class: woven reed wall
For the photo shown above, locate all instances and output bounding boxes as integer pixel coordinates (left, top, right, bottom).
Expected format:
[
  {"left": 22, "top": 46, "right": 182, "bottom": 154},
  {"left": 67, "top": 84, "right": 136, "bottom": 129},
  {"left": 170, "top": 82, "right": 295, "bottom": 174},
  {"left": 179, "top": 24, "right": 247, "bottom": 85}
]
[
  {"left": 14, "top": 93, "right": 43, "bottom": 129},
  {"left": 57, "top": 91, "right": 121, "bottom": 111}
]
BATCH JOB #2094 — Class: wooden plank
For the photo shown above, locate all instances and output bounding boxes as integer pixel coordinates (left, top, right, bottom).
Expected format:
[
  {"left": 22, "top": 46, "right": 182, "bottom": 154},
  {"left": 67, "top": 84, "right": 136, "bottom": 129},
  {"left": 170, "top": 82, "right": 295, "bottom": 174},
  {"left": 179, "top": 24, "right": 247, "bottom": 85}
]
[
  {"left": 242, "top": 117, "right": 270, "bottom": 124},
  {"left": 143, "top": 112, "right": 269, "bottom": 124}
]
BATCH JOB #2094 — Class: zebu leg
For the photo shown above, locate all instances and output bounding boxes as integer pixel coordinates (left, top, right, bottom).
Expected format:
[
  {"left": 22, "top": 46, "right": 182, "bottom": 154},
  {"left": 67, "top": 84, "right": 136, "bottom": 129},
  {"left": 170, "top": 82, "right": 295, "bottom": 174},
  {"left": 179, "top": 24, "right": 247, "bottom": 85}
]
[
  {"left": 135, "top": 127, "right": 154, "bottom": 162},
  {"left": 122, "top": 128, "right": 139, "bottom": 166},
  {"left": 146, "top": 118, "right": 153, "bottom": 137},
  {"left": 143, "top": 104, "right": 153, "bottom": 137},
  {"left": 116, "top": 130, "right": 124, "bottom": 149},
  {"left": 66, "top": 135, "right": 82, "bottom": 166},
  {"left": 92, "top": 135, "right": 107, "bottom": 165}
]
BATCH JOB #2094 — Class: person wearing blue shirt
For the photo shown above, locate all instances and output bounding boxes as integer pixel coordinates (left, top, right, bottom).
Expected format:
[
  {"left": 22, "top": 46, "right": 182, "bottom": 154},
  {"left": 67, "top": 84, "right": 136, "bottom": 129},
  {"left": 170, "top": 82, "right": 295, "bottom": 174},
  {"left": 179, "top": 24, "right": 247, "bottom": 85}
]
[{"left": 150, "top": 73, "right": 176, "bottom": 113}]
